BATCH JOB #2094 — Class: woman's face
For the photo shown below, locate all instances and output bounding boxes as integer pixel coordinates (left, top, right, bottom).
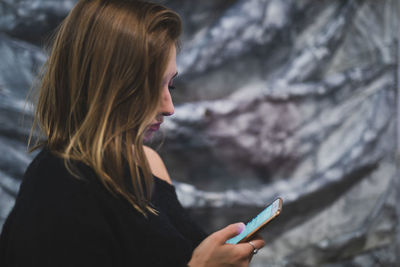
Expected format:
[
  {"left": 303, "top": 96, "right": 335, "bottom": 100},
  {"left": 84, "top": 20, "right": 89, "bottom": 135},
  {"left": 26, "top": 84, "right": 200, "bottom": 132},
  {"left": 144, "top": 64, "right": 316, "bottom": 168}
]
[{"left": 144, "top": 46, "right": 177, "bottom": 141}]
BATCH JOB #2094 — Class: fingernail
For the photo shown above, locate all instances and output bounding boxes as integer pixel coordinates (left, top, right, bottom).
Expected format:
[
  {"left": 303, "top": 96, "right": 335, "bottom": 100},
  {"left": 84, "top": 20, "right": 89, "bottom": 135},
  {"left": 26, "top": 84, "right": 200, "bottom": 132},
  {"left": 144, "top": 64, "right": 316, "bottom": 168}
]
[{"left": 237, "top": 223, "right": 245, "bottom": 234}]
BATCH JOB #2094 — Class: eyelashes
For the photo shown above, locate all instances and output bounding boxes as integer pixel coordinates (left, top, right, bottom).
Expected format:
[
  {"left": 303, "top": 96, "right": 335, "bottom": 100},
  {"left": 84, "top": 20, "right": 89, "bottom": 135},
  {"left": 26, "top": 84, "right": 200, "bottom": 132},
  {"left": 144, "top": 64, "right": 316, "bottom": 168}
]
[{"left": 168, "top": 73, "right": 178, "bottom": 90}]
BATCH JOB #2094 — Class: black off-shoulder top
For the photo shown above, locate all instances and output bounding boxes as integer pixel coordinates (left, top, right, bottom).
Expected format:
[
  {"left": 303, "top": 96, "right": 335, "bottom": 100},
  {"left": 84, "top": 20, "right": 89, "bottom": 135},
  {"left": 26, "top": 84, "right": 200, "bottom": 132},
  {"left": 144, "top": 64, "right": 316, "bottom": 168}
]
[{"left": 0, "top": 148, "right": 207, "bottom": 267}]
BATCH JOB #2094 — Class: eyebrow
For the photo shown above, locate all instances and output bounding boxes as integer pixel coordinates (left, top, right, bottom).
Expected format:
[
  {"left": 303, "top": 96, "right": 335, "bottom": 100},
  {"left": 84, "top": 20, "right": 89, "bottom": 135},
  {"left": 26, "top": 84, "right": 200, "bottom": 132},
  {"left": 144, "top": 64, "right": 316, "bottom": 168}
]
[{"left": 163, "top": 72, "right": 178, "bottom": 84}]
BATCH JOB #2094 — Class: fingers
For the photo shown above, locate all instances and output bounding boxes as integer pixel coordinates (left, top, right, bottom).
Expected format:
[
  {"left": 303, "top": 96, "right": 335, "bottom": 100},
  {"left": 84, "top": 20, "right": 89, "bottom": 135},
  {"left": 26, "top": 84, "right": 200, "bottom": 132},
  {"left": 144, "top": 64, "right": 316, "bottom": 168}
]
[
  {"left": 190, "top": 227, "right": 266, "bottom": 267},
  {"left": 236, "top": 235, "right": 266, "bottom": 257},
  {"left": 247, "top": 235, "right": 265, "bottom": 249},
  {"left": 211, "top": 223, "right": 246, "bottom": 244}
]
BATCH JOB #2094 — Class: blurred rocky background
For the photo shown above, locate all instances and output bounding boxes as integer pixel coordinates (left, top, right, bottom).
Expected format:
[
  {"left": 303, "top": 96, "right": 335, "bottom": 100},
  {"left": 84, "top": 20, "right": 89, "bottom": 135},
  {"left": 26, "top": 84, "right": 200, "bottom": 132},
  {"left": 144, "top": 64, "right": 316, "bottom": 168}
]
[{"left": 0, "top": 0, "right": 399, "bottom": 266}]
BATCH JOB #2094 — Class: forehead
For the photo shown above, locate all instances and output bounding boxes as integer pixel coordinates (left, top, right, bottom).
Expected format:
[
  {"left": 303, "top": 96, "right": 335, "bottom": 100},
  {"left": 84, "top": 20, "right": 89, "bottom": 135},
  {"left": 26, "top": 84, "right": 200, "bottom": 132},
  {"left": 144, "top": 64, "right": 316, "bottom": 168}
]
[
  {"left": 163, "top": 46, "right": 177, "bottom": 79},
  {"left": 166, "top": 46, "right": 176, "bottom": 71}
]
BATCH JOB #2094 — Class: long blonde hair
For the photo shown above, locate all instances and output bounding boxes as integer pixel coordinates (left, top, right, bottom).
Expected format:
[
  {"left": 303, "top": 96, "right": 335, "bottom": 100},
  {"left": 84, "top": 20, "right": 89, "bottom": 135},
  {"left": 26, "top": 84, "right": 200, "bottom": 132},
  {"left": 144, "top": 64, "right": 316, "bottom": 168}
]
[{"left": 29, "top": 0, "right": 182, "bottom": 215}]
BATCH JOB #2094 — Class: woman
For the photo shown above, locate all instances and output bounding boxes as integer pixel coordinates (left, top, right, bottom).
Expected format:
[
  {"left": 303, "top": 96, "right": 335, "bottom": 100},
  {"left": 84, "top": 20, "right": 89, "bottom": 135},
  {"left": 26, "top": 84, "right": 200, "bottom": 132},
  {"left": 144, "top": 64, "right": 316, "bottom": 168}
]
[{"left": 0, "top": 0, "right": 265, "bottom": 266}]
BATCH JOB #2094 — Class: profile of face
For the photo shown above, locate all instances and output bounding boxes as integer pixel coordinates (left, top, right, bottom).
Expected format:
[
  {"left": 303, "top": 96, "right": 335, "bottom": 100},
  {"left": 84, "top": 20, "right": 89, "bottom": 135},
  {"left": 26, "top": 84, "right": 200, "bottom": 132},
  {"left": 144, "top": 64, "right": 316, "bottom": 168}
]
[{"left": 144, "top": 46, "right": 177, "bottom": 141}]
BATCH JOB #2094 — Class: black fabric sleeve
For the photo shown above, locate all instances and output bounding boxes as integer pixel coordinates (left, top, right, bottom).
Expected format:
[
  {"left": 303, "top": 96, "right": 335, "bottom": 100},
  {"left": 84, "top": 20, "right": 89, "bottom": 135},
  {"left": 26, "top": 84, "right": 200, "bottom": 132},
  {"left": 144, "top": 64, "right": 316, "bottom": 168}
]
[
  {"left": 152, "top": 178, "right": 208, "bottom": 249},
  {"left": 1, "top": 186, "right": 121, "bottom": 267}
]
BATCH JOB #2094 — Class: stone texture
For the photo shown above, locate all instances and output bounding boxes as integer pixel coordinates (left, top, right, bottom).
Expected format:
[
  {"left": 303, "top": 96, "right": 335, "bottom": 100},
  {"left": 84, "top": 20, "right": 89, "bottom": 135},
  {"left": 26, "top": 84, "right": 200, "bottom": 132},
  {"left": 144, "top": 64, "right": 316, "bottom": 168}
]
[
  {"left": 0, "top": 0, "right": 398, "bottom": 266},
  {"left": 0, "top": 33, "right": 45, "bottom": 223},
  {"left": 0, "top": 0, "right": 77, "bottom": 44}
]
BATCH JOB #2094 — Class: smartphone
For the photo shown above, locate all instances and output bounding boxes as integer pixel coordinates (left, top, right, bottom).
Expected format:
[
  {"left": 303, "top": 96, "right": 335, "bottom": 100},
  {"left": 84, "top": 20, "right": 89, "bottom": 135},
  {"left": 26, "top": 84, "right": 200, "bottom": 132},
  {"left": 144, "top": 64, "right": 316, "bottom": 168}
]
[{"left": 226, "top": 197, "right": 283, "bottom": 244}]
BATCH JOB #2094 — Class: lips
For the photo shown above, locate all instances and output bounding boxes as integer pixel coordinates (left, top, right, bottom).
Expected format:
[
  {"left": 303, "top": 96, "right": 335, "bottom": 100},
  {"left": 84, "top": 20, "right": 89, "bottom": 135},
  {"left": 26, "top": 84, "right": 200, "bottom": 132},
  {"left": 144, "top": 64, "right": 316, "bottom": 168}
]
[{"left": 148, "top": 122, "right": 161, "bottom": 132}]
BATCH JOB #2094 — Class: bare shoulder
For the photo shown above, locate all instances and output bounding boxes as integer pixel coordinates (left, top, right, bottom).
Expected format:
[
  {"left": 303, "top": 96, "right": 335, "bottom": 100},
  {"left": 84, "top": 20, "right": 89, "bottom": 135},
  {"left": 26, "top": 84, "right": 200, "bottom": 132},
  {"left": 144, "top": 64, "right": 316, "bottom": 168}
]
[{"left": 143, "top": 146, "right": 172, "bottom": 184}]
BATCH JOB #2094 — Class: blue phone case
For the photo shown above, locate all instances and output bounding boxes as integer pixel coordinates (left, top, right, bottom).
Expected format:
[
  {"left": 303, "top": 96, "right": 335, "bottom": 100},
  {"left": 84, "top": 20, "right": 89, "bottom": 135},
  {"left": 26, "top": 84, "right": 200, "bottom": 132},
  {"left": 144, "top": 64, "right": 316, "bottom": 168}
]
[{"left": 226, "top": 198, "right": 282, "bottom": 244}]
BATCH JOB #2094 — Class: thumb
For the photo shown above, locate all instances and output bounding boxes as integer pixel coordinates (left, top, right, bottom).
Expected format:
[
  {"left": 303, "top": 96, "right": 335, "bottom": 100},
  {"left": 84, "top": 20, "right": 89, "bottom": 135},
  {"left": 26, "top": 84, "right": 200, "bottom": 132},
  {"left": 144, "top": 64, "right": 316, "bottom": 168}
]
[{"left": 212, "top": 223, "right": 245, "bottom": 244}]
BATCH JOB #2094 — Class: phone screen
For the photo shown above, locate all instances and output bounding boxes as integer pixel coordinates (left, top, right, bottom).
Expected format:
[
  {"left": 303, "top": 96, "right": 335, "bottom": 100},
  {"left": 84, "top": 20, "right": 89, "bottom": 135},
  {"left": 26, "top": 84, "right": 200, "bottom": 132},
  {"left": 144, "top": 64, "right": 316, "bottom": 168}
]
[{"left": 226, "top": 198, "right": 282, "bottom": 244}]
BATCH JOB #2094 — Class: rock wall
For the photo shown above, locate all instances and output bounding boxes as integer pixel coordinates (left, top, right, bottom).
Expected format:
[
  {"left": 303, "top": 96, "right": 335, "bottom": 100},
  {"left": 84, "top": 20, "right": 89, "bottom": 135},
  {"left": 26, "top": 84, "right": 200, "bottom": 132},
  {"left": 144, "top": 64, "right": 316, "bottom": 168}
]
[{"left": 0, "top": 0, "right": 398, "bottom": 266}]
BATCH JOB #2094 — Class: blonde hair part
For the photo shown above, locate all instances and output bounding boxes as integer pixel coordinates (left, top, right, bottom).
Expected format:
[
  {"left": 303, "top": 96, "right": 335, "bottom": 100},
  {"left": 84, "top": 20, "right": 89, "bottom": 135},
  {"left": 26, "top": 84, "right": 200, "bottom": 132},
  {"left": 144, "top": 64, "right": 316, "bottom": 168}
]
[{"left": 29, "top": 0, "right": 182, "bottom": 215}]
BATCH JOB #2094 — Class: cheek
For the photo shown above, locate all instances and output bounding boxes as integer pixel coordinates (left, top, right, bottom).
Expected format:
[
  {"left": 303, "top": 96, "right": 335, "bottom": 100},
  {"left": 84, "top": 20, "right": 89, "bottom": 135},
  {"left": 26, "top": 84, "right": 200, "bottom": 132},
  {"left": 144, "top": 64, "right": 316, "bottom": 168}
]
[
  {"left": 143, "top": 131, "right": 153, "bottom": 142},
  {"left": 160, "top": 87, "right": 172, "bottom": 106},
  {"left": 163, "top": 86, "right": 170, "bottom": 98}
]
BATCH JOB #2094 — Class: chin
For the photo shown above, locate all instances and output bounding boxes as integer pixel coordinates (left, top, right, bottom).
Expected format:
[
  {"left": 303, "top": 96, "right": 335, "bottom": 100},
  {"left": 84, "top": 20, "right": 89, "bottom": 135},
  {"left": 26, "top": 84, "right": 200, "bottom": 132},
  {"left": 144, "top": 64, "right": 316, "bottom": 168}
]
[{"left": 144, "top": 132, "right": 154, "bottom": 142}]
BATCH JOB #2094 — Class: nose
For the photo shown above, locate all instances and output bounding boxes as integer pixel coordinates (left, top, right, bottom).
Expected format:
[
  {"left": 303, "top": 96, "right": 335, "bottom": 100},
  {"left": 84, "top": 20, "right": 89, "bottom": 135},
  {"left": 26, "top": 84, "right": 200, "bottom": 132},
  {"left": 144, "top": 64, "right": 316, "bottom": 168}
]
[{"left": 160, "top": 87, "right": 174, "bottom": 116}]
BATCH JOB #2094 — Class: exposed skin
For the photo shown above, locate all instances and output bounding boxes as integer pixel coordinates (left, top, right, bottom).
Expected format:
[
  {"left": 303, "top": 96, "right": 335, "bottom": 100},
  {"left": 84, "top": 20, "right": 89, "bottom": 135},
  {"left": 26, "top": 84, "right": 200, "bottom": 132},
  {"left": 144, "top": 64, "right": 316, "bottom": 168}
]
[
  {"left": 188, "top": 224, "right": 265, "bottom": 267},
  {"left": 143, "top": 46, "right": 266, "bottom": 266},
  {"left": 143, "top": 46, "right": 176, "bottom": 142},
  {"left": 143, "top": 145, "right": 172, "bottom": 184}
]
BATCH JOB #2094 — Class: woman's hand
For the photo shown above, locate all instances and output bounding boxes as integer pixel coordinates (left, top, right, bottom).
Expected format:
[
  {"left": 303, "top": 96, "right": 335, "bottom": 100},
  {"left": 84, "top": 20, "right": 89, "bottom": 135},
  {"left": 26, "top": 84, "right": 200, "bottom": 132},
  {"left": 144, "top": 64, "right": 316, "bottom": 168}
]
[{"left": 188, "top": 223, "right": 265, "bottom": 267}]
